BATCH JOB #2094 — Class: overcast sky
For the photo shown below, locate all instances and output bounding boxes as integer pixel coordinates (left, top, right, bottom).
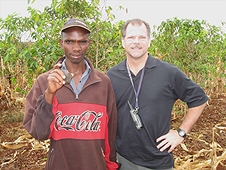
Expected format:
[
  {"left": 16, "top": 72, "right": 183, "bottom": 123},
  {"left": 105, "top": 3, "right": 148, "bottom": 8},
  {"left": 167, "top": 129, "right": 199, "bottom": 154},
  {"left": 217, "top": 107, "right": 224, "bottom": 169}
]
[{"left": 0, "top": 0, "right": 225, "bottom": 29}]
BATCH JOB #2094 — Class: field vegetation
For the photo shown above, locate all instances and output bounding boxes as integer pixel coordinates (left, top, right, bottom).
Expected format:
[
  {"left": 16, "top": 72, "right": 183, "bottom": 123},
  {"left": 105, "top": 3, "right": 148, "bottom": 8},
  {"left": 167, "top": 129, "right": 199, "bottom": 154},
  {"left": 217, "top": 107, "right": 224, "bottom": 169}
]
[{"left": 0, "top": 0, "right": 225, "bottom": 169}]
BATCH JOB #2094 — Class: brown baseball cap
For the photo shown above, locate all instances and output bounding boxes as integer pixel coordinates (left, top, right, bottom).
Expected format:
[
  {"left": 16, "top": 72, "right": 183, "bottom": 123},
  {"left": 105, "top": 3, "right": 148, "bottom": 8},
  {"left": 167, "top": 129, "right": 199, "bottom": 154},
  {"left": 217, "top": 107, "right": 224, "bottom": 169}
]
[{"left": 61, "top": 18, "right": 91, "bottom": 33}]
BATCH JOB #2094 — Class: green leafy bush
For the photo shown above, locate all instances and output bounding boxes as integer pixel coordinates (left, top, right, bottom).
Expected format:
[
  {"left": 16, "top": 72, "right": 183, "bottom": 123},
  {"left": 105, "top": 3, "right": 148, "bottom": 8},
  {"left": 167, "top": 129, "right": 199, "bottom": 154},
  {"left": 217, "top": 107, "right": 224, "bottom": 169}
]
[{"left": 0, "top": 1, "right": 225, "bottom": 97}]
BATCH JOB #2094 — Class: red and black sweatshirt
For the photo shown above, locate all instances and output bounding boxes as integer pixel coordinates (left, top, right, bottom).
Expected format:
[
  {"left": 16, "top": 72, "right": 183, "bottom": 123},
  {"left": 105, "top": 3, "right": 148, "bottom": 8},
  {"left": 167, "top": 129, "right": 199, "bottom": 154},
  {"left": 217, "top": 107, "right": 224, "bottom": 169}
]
[{"left": 23, "top": 57, "right": 119, "bottom": 170}]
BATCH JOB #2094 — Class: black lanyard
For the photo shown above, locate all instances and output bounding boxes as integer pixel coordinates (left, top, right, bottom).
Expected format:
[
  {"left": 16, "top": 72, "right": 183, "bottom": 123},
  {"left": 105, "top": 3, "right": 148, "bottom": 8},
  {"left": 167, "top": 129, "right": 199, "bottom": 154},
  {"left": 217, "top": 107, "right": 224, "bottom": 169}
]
[{"left": 126, "top": 61, "right": 145, "bottom": 109}]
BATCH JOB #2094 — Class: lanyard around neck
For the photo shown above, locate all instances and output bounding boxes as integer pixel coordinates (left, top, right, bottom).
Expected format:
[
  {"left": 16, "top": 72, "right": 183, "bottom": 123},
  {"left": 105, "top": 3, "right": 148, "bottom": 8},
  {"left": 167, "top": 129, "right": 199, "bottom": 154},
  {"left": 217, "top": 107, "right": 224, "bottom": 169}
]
[{"left": 126, "top": 61, "right": 145, "bottom": 109}]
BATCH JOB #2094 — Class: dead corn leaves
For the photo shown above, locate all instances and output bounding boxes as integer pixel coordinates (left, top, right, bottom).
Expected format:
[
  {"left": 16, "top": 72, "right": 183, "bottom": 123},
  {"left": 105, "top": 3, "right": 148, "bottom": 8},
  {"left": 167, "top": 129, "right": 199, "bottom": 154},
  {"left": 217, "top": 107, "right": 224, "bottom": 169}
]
[
  {"left": 175, "top": 121, "right": 226, "bottom": 170},
  {"left": 1, "top": 122, "right": 226, "bottom": 169},
  {"left": 1, "top": 134, "right": 49, "bottom": 168}
]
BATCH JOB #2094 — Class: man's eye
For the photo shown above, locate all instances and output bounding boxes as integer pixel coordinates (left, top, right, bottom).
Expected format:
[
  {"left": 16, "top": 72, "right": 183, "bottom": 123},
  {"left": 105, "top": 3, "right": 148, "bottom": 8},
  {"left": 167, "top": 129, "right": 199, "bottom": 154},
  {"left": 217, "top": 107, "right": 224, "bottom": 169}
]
[
  {"left": 140, "top": 36, "right": 146, "bottom": 39},
  {"left": 79, "top": 40, "right": 88, "bottom": 45},
  {"left": 65, "top": 40, "right": 73, "bottom": 44}
]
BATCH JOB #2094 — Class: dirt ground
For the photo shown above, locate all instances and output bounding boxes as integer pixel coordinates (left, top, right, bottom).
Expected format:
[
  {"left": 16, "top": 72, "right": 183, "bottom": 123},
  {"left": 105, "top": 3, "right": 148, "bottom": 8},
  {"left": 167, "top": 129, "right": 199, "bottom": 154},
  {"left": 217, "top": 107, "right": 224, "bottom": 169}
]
[{"left": 0, "top": 93, "right": 226, "bottom": 170}]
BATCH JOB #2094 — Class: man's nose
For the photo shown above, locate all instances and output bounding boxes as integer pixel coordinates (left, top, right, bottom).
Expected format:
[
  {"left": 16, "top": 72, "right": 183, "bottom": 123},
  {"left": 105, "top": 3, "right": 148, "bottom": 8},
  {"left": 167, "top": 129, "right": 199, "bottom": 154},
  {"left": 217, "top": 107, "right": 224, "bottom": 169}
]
[
  {"left": 72, "top": 41, "right": 81, "bottom": 50},
  {"left": 133, "top": 37, "right": 139, "bottom": 43}
]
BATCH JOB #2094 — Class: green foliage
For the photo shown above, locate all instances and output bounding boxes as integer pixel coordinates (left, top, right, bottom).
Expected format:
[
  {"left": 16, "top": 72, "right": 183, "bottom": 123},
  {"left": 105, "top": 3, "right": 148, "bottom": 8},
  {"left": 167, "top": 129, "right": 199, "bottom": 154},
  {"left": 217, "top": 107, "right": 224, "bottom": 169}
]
[
  {"left": 0, "top": 1, "right": 225, "bottom": 96},
  {"left": 88, "top": 19, "right": 124, "bottom": 72},
  {"left": 149, "top": 17, "right": 226, "bottom": 86},
  {"left": 0, "top": 0, "right": 124, "bottom": 95}
]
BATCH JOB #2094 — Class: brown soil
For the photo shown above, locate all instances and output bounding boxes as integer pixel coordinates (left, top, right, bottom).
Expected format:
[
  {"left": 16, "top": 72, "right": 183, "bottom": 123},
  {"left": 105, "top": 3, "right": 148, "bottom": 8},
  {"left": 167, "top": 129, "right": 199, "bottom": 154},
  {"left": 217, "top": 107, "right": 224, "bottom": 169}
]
[{"left": 0, "top": 93, "right": 226, "bottom": 170}]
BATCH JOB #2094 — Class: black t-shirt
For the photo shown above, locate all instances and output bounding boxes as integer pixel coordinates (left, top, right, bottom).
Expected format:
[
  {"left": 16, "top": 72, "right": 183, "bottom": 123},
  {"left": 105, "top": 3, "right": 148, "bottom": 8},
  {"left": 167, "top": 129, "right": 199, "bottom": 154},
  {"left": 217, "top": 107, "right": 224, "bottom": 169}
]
[{"left": 107, "top": 55, "right": 208, "bottom": 169}]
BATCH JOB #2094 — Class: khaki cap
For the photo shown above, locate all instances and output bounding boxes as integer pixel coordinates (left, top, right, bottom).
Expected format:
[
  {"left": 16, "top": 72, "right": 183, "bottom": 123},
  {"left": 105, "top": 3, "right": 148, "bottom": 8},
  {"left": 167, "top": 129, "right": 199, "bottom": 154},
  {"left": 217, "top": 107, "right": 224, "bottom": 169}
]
[{"left": 61, "top": 18, "right": 90, "bottom": 33}]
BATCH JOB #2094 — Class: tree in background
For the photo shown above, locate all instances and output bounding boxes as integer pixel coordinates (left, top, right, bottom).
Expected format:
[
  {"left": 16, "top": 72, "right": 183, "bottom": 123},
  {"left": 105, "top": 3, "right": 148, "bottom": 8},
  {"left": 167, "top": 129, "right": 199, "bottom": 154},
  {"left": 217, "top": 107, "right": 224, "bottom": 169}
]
[
  {"left": 0, "top": 0, "right": 225, "bottom": 97},
  {"left": 0, "top": 0, "right": 124, "bottom": 95},
  {"left": 149, "top": 18, "right": 226, "bottom": 89}
]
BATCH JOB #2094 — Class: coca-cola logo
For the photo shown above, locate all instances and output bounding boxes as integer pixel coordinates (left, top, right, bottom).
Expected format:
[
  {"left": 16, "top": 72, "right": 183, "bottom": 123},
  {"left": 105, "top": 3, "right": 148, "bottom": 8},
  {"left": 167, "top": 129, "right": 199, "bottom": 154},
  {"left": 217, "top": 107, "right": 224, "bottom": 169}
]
[{"left": 54, "top": 110, "right": 103, "bottom": 132}]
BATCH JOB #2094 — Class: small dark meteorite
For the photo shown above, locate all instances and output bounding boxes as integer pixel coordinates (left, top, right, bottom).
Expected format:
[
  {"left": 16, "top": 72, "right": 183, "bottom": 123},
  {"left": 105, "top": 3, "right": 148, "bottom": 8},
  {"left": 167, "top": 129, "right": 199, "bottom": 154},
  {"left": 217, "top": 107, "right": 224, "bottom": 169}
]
[{"left": 62, "top": 69, "right": 74, "bottom": 84}]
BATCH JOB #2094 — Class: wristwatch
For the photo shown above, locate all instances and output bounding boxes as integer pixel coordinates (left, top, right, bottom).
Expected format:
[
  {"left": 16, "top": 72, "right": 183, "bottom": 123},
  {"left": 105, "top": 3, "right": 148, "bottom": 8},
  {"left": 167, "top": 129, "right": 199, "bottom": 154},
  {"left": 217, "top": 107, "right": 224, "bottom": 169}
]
[{"left": 177, "top": 128, "right": 186, "bottom": 138}]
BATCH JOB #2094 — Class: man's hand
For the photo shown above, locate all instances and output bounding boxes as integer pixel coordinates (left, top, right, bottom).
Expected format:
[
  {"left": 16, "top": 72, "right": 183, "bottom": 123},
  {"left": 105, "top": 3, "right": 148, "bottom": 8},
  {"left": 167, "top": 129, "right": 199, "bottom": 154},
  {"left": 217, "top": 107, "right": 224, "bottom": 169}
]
[
  {"left": 45, "top": 63, "right": 66, "bottom": 103},
  {"left": 156, "top": 129, "right": 184, "bottom": 153},
  {"left": 156, "top": 103, "right": 207, "bottom": 153}
]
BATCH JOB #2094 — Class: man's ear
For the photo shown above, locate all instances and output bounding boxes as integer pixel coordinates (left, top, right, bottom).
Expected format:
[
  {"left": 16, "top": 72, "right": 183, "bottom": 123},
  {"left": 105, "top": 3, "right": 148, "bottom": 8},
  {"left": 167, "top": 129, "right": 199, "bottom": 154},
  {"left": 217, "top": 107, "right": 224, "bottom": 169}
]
[
  {"left": 88, "top": 39, "right": 92, "bottom": 45},
  {"left": 148, "top": 38, "right": 151, "bottom": 48},
  {"left": 59, "top": 39, "right": 63, "bottom": 48},
  {"left": 122, "top": 38, "right": 125, "bottom": 48}
]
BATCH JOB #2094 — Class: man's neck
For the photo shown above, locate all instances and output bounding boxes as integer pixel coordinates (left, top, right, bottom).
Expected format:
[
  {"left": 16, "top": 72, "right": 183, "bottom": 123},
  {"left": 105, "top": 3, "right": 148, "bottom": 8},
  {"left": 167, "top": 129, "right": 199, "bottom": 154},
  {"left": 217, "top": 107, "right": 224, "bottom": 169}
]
[
  {"left": 65, "top": 59, "right": 86, "bottom": 75},
  {"left": 127, "top": 54, "right": 148, "bottom": 76}
]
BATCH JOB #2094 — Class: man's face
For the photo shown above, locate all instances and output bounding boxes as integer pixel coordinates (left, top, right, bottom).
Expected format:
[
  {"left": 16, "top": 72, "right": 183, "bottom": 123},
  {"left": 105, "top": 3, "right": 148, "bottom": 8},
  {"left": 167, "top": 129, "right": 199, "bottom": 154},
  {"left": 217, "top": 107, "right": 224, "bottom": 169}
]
[
  {"left": 122, "top": 23, "right": 151, "bottom": 59},
  {"left": 60, "top": 27, "right": 90, "bottom": 64}
]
